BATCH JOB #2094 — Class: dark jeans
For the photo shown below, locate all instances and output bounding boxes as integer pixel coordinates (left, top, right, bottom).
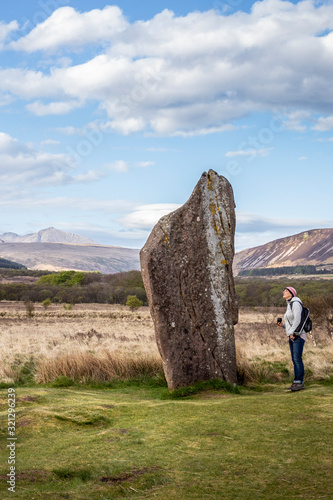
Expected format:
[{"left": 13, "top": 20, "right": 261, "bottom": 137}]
[{"left": 289, "top": 337, "right": 305, "bottom": 382}]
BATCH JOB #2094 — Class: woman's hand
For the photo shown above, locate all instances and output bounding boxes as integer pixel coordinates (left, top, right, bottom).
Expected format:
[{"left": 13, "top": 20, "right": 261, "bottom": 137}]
[{"left": 289, "top": 334, "right": 295, "bottom": 342}]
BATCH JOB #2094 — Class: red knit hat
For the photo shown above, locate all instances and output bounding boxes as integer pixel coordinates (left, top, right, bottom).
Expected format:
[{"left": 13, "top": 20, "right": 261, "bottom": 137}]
[{"left": 285, "top": 286, "right": 297, "bottom": 297}]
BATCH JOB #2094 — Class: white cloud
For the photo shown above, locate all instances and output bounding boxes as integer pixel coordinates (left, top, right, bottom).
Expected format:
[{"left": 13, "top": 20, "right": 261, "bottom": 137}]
[
  {"left": 236, "top": 211, "right": 333, "bottom": 233},
  {"left": 0, "top": 93, "right": 14, "bottom": 107},
  {"left": 40, "top": 139, "right": 61, "bottom": 146},
  {"left": 104, "top": 160, "right": 155, "bottom": 172},
  {"left": 0, "top": 132, "right": 111, "bottom": 192},
  {"left": 27, "top": 99, "right": 83, "bottom": 116},
  {"left": 225, "top": 147, "right": 273, "bottom": 157},
  {"left": 298, "top": 156, "right": 308, "bottom": 160},
  {"left": 0, "top": 195, "right": 135, "bottom": 214},
  {"left": 122, "top": 203, "right": 181, "bottom": 229},
  {"left": 170, "top": 124, "right": 236, "bottom": 137},
  {"left": 2, "top": 1, "right": 333, "bottom": 135},
  {"left": 312, "top": 115, "right": 333, "bottom": 131},
  {"left": 10, "top": 6, "right": 127, "bottom": 52},
  {"left": 105, "top": 160, "right": 130, "bottom": 173},
  {"left": 235, "top": 211, "right": 333, "bottom": 250},
  {"left": 0, "top": 132, "right": 30, "bottom": 155},
  {"left": 0, "top": 20, "right": 18, "bottom": 48},
  {"left": 103, "top": 117, "right": 146, "bottom": 135},
  {"left": 282, "top": 110, "right": 311, "bottom": 131}
]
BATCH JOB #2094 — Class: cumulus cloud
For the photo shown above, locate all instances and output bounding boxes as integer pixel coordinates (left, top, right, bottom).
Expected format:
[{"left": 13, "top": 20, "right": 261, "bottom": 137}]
[
  {"left": 282, "top": 110, "right": 312, "bottom": 131},
  {"left": 312, "top": 115, "right": 333, "bottom": 131},
  {"left": 10, "top": 6, "right": 127, "bottom": 52},
  {"left": 0, "top": 132, "right": 111, "bottom": 192},
  {"left": 2, "top": 1, "right": 333, "bottom": 135},
  {"left": 235, "top": 211, "right": 333, "bottom": 250},
  {"left": 0, "top": 132, "right": 30, "bottom": 155},
  {"left": 236, "top": 211, "right": 333, "bottom": 234},
  {"left": 122, "top": 204, "right": 181, "bottom": 229}
]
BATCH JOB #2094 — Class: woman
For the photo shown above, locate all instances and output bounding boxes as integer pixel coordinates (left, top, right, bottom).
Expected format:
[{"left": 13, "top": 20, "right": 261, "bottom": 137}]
[{"left": 277, "top": 286, "right": 306, "bottom": 391}]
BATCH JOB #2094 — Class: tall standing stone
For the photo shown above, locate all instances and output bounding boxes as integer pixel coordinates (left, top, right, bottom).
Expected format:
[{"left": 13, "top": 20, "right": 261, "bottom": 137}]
[{"left": 140, "top": 170, "right": 238, "bottom": 390}]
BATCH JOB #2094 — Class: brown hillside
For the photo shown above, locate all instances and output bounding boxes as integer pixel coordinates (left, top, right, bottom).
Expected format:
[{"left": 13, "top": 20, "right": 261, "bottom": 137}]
[
  {"left": 0, "top": 242, "right": 140, "bottom": 274},
  {"left": 233, "top": 228, "right": 333, "bottom": 276}
]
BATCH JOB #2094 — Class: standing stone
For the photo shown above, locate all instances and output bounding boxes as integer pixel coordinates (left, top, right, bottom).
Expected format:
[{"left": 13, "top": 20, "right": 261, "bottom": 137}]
[{"left": 140, "top": 170, "right": 238, "bottom": 390}]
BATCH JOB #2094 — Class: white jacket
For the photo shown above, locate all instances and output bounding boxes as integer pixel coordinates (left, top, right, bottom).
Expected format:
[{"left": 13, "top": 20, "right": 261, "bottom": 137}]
[{"left": 284, "top": 297, "right": 306, "bottom": 338}]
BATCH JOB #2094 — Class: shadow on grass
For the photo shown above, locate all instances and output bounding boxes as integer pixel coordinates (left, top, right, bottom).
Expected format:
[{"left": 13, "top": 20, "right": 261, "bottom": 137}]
[
  {"left": 53, "top": 467, "right": 92, "bottom": 481},
  {"left": 161, "top": 379, "right": 240, "bottom": 399}
]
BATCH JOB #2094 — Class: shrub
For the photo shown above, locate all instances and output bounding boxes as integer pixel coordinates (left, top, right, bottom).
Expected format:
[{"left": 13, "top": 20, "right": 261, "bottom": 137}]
[
  {"left": 305, "top": 295, "right": 333, "bottom": 339},
  {"left": 11, "top": 357, "right": 36, "bottom": 385},
  {"left": 62, "top": 303, "right": 73, "bottom": 310},
  {"left": 126, "top": 295, "right": 143, "bottom": 311},
  {"left": 42, "top": 298, "right": 52, "bottom": 309},
  {"left": 37, "top": 271, "right": 86, "bottom": 287},
  {"left": 24, "top": 300, "right": 35, "bottom": 318}
]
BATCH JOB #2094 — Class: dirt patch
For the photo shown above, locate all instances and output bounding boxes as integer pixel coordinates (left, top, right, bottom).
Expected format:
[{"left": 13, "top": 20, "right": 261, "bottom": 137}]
[
  {"left": 100, "top": 404, "right": 115, "bottom": 409},
  {"left": 18, "top": 418, "right": 32, "bottom": 427},
  {"left": 17, "top": 396, "right": 39, "bottom": 403},
  {"left": 99, "top": 465, "right": 161, "bottom": 484},
  {"left": 0, "top": 469, "right": 51, "bottom": 482},
  {"left": 107, "top": 428, "right": 130, "bottom": 442}
]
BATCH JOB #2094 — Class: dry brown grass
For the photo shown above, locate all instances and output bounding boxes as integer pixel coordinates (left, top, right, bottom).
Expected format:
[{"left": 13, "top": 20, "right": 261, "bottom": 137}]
[
  {"left": 35, "top": 351, "right": 163, "bottom": 384},
  {"left": 235, "top": 307, "right": 333, "bottom": 384},
  {"left": 0, "top": 302, "right": 159, "bottom": 383},
  {"left": 0, "top": 302, "right": 332, "bottom": 385}
]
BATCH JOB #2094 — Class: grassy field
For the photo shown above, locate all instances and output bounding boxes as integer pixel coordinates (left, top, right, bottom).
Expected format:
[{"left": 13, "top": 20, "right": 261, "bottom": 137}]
[
  {"left": 0, "top": 302, "right": 332, "bottom": 499},
  {"left": 0, "top": 302, "right": 332, "bottom": 386},
  {"left": 0, "top": 383, "right": 333, "bottom": 499}
]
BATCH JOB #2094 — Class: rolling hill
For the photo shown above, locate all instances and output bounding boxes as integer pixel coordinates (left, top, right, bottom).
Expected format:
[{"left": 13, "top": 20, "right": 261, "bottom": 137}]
[
  {"left": 0, "top": 242, "right": 140, "bottom": 273},
  {"left": 0, "top": 227, "right": 140, "bottom": 273},
  {"left": 233, "top": 228, "right": 333, "bottom": 276}
]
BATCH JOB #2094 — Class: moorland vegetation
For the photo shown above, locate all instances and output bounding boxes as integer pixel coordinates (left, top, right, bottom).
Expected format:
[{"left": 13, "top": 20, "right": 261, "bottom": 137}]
[{"left": 0, "top": 268, "right": 332, "bottom": 498}]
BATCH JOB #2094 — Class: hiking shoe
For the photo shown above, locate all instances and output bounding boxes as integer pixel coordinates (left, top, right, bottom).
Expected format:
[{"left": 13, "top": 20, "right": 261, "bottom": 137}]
[
  {"left": 291, "top": 383, "right": 305, "bottom": 391},
  {"left": 286, "top": 383, "right": 300, "bottom": 390}
]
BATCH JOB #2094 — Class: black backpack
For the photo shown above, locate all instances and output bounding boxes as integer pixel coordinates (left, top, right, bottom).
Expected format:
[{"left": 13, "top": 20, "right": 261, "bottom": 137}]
[{"left": 290, "top": 301, "right": 312, "bottom": 333}]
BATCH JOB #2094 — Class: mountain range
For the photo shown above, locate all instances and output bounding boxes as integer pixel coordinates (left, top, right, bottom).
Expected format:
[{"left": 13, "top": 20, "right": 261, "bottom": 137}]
[
  {"left": 0, "top": 227, "right": 96, "bottom": 244},
  {"left": 0, "top": 228, "right": 140, "bottom": 274},
  {"left": 233, "top": 228, "right": 333, "bottom": 276},
  {"left": 1, "top": 227, "right": 332, "bottom": 275}
]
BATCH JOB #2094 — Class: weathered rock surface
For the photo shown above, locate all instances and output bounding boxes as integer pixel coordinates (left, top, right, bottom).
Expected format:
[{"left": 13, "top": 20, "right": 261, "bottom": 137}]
[{"left": 140, "top": 170, "right": 238, "bottom": 390}]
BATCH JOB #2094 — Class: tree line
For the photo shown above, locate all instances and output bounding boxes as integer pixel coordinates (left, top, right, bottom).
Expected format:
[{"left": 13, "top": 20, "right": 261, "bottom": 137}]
[
  {"left": 234, "top": 278, "right": 333, "bottom": 307},
  {"left": 239, "top": 265, "right": 333, "bottom": 276},
  {"left": 0, "top": 258, "right": 26, "bottom": 270},
  {"left": 0, "top": 269, "right": 333, "bottom": 310},
  {"left": 0, "top": 270, "right": 147, "bottom": 305}
]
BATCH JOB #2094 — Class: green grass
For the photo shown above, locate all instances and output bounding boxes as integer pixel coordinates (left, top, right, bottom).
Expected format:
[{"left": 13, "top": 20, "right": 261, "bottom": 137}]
[{"left": 0, "top": 383, "right": 333, "bottom": 499}]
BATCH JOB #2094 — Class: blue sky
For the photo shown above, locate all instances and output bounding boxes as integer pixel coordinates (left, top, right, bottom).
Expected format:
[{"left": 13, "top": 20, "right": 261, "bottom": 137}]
[{"left": 0, "top": 0, "right": 332, "bottom": 251}]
